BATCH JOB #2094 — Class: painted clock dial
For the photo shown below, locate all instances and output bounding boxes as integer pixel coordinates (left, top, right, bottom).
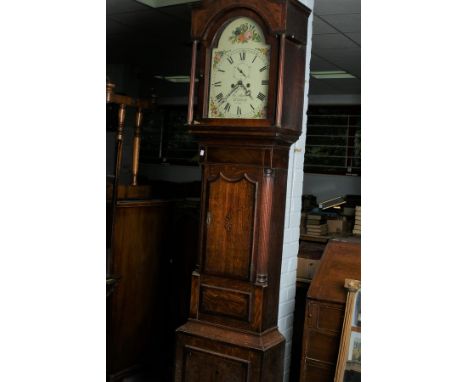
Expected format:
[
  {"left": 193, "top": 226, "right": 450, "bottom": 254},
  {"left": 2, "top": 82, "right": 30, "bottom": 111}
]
[{"left": 208, "top": 17, "right": 271, "bottom": 119}]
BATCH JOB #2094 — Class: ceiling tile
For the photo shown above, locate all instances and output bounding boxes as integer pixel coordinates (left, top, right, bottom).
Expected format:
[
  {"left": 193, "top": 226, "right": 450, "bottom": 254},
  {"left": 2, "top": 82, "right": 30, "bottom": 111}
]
[
  {"left": 314, "top": 0, "right": 361, "bottom": 16},
  {"left": 157, "top": 4, "right": 192, "bottom": 22},
  {"left": 109, "top": 9, "right": 169, "bottom": 27},
  {"left": 345, "top": 32, "right": 361, "bottom": 45},
  {"left": 313, "top": 33, "right": 359, "bottom": 50},
  {"left": 309, "top": 54, "right": 342, "bottom": 72},
  {"left": 106, "top": 0, "right": 361, "bottom": 97},
  {"left": 312, "top": 17, "right": 337, "bottom": 35},
  {"left": 109, "top": 9, "right": 190, "bottom": 41},
  {"left": 316, "top": 48, "right": 361, "bottom": 77},
  {"left": 107, "top": 17, "right": 136, "bottom": 36},
  {"left": 107, "top": 0, "right": 150, "bottom": 15},
  {"left": 320, "top": 13, "right": 361, "bottom": 33}
]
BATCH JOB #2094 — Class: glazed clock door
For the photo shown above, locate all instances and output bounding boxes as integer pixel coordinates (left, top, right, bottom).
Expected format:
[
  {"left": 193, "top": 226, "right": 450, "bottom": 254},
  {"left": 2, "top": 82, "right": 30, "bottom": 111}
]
[{"left": 208, "top": 17, "right": 271, "bottom": 119}]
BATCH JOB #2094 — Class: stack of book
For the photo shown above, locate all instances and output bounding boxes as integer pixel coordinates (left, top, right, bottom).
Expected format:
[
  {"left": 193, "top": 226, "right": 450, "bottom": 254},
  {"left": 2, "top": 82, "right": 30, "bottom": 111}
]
[
  {"left": 300, "top": 212, "right": 307, "bottom": 234},
  {"left": 353, "top": 206, "right": 361, "bottom": 235},
  {"left": 305, "top": 214, "right": 328, "bottom": 238}
]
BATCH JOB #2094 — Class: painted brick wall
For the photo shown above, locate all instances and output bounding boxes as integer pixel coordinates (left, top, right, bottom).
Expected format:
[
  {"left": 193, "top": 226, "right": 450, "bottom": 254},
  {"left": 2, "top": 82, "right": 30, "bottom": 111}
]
[{"left": 278, "top": 1, "right": 314, "bottom": 380}]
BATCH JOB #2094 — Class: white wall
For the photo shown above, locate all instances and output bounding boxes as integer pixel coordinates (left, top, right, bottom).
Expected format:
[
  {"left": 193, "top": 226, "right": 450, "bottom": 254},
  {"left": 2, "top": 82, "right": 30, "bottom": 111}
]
[{"left": 303, "top": 173, "right": 361, "bottom": 202}]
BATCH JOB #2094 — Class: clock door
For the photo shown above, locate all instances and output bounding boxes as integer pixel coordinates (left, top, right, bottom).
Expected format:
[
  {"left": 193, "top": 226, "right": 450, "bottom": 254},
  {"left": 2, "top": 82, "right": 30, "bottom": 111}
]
[{"left": 203, "top": 171, "right": 257, "bottom": 280}]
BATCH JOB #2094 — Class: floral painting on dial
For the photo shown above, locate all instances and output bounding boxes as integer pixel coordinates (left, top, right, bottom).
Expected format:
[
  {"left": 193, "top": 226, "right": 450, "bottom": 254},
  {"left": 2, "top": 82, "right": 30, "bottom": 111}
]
[
  {"left": 253, "top": 108, "right": 267, "bottom": 119},
  {"left": 255, "top": 47, "right": 270, "bottom": 57},
  {"left": 212, "top": 50, "right": 225, "bottom": 69},
  {"left": 229, "top": 23, "right": 262, "bottom": 44},
  {"left": 209, "top": 99, "right": 224, "bottom": 118}
]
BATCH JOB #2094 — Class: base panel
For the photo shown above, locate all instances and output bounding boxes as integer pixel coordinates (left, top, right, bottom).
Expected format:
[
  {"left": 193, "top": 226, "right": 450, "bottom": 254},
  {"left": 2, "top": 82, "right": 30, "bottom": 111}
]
[{"left": 175, "top": 321, "right": 285, "bottom": 382}]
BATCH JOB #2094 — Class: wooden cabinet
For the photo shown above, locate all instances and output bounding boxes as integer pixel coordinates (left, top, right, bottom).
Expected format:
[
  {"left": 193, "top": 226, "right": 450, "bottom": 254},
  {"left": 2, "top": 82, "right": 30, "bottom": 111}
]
[
  {"left": 300, "top": 238, "right": 361, "bottom": 382},
  {"left": 107, "top": 197, "right": 171, "bottom": 381}
]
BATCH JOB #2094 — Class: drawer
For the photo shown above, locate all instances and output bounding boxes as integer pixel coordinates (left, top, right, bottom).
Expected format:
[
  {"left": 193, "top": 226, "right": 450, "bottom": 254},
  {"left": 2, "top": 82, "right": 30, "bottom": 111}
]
[
  {"left": 302, "top": 357, "right": 335, "bottom": 382},
  {"left": 307, "top": 302, "right": 344, "bottom": 334},
  {"left": 304, "top": 328, "right": 341, "bottom": 364}
]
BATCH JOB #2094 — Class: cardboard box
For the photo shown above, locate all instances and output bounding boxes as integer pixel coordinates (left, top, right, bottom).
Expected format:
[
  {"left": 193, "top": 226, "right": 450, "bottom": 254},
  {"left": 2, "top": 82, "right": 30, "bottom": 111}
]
[
  {"left": 327, "top": 219, "right": 353, "bottom": 234},
  {"left": 297, "top": 257, "right": 320, "bottom": 280}
]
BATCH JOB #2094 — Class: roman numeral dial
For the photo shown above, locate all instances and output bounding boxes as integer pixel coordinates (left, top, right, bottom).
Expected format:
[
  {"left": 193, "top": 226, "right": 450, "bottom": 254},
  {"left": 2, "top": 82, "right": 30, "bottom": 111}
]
[{"left": 208, "top": 46, "right": 270, "bottom": 119}]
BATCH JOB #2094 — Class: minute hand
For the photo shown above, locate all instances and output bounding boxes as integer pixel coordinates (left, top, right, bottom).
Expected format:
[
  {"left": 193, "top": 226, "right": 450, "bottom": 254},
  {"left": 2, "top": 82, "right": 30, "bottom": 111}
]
[{"left": 222, "top": 84, "right": 240, "bottom": 103}]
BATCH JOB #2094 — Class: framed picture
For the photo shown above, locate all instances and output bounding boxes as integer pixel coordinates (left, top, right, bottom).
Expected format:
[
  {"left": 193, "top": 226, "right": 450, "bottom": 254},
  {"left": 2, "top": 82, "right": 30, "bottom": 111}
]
[
  {"left": 352, "top": 289, "right": 361, "bottom": 328},
  {"left": 348, "top": 331, "right": 361, "bottom": 363},
  {"left": 334, "top": 279, "right": 361, "bottom": 382}
]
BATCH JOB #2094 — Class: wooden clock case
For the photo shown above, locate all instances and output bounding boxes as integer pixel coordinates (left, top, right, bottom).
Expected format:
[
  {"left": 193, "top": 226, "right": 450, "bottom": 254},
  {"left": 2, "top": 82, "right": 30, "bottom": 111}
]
[{"left": 175, "top": 1, "right": 311, "bottom": 381}]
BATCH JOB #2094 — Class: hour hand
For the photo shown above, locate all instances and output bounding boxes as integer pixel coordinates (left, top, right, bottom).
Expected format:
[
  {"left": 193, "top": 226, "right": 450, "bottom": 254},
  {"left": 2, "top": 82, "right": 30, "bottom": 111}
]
[{"left": 236, "top": 67, "right": 247, "bottom": 77}]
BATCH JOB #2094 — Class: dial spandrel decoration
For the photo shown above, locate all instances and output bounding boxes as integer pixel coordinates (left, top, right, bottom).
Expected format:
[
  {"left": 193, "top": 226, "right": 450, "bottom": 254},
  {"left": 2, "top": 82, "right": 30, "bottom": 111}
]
[{"left": 208, "top": 17, "right": 271, "bottom": 119}]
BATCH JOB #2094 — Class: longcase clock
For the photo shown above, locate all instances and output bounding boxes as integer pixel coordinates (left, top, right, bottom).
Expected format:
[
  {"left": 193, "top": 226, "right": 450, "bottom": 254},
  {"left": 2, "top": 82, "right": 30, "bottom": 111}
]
[{"left": 175, "top": 1, "right": 311, "bottom": 381}]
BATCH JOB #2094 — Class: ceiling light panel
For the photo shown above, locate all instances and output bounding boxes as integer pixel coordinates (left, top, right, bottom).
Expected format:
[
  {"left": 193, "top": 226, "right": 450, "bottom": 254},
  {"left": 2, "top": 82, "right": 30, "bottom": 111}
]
[
  {"left": 154, "top": 75, "right": 197, "bottom": 83},
  {"left": 311, "top": 71, "right": 356, "bottom": 79},
  {"left": 136, "top": 0, "right": 198, "bottom": 8}
]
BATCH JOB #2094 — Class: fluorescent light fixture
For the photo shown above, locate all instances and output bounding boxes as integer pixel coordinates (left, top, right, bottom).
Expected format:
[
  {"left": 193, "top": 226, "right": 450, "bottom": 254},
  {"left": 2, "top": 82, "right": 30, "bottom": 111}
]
[
  {"left": 136, "top": 0, "right": 198, "bottom": 8},
  {"left": 154, "top": 75, "right": 198, "bottom": 83},
  {"left": 311, "top": 70, "right": 356, "bottom": 79}
]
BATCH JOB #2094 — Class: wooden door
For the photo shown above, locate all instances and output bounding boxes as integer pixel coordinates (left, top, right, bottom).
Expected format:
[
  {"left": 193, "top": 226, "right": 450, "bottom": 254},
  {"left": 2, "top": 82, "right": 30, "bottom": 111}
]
[{"left": 203, "top": 171, "right": 258, "bottom": 281}]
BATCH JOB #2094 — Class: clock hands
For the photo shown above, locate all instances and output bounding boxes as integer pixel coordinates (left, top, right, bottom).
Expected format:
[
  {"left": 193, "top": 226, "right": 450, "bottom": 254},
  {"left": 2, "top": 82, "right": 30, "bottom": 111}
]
[
  {"left": 215, "top": 78, "right": 258, "bottom": 116},
  {"left": 236, "top": 66, "right": 247, "bottom": 78},
  {"left": 220, "top": 83, "right": 241, "bottom": 104},
  {"left": 238, "top": 82, "right": 253, "bottom": 100}
]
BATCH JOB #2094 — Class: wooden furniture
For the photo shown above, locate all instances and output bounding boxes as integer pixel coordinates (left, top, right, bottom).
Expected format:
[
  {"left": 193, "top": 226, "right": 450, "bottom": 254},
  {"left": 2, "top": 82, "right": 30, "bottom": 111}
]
[
  {"left": 107, "top": 189, "right": 200, "bottom": 382},
  {"left": 290, "top": 239, "right": 327, "bottom": 381},
  {"left": 106, "top": 83, "right": 175, "bottom": 381},
  {"left": 290, "top": 279, "right": 312, "bottom": 382},
  {"left": 175, "top": 1, "right": 311, "bottom": 381},
  {"left": 106, "top": 82, "right": 154, "bottom": 257},
  {"left": 107, "top": 198, "right": 171, "bottom": 381},
  {"left": 297, "top": 238, "right": 327, "bottom": 281},
  {"left": 299, "top": 237, "right": 361, "bottom": 382},
  {"left": 156, "top": 198, "right": 201, "bottom": 382}
]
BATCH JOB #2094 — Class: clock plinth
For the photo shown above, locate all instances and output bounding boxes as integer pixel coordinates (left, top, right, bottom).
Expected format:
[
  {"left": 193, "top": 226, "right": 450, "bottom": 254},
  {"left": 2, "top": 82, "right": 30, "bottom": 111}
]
[
  {"left": 175, "top": 321, "right": 285, "bottom": 382},
  {"left": 175, "top": 1, "right": 310, "bottom": 381}
]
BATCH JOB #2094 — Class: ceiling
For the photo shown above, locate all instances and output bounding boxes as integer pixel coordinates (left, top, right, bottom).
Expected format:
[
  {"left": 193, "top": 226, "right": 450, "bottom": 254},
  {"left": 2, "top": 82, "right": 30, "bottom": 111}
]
[{"left": 107, "top": 0, "right": 360, "bottom": 97}]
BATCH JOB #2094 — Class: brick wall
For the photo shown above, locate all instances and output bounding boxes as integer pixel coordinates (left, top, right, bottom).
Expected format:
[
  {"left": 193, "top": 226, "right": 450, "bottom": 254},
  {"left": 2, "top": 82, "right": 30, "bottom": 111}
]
[{"left": 278, "top": 1, "right": 314, "bottom": 380}]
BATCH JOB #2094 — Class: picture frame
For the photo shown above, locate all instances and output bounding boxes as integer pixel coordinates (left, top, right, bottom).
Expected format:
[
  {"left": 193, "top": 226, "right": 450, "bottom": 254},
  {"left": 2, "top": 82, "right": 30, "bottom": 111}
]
[
  {"left": 334, "top": 279, "right": 361, "bottom": 382},
  {"left": 348, "top": 331, "right": 361, "bottom": 363}
]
